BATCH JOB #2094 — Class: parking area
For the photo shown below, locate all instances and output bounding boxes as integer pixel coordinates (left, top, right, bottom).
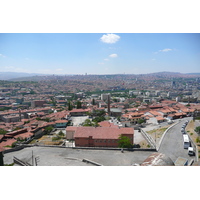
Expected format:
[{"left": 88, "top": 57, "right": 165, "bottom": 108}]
[{"left": 70, "top": 116, "right": 89, "bottom": 126}]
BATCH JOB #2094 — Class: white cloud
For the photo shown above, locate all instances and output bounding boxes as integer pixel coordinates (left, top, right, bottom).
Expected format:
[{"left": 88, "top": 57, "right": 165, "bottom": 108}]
[
  {"left": 2, "top": 66, "right": 28, "bottom": 72},
  {"left": 0, "top": 53, "right": 6, "bottom": 58},
  {"left": 109, "top": 54, "right": 118, "bottom": 58},
  {"left": 100, "top": 33, "right": 120, "bottom": 44},
  {"left": 104, "top": 58, "right": 109, "bottom": 61},
  {"left": 159, "top": 48, "right": 172, "bottom": 52}
]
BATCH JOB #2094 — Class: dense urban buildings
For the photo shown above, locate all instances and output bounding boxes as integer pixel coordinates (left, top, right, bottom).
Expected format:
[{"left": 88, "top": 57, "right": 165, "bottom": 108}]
[{"left": 1, "top": 72, "right": 200, "bottom": 166}]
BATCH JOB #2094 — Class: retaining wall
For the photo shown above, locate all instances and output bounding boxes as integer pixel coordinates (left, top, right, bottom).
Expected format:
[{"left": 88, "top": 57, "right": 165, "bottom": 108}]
[
  {"left": 3, "top": 143, "right": 157, "bottom": 152},
  {"left": 140, "top": 129, "right": 156, "bottom": 149}
]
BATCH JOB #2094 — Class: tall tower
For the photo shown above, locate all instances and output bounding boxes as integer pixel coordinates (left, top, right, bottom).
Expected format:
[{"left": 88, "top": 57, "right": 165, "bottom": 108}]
[
  {"left": 19, "top": 109, "right": 22, "bottom": 122},
  {"left": 107, "top": 95, "right": 111, "bottom": 115}
]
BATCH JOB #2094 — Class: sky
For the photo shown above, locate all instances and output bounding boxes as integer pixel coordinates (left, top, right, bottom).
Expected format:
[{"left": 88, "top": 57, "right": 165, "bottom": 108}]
[{"left": 0, "top": 33, "right": 200, "bottom": 75}]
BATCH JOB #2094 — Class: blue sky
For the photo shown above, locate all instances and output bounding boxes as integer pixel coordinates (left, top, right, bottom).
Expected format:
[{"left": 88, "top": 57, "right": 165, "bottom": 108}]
[{"left": 0, "top": 33, "right": 200, "bottom": 75}]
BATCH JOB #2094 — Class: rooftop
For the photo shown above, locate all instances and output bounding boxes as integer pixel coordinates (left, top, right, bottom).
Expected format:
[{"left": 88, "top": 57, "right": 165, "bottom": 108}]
[{"left": 74, "top": 126, "right": 134, "bottom": 139}]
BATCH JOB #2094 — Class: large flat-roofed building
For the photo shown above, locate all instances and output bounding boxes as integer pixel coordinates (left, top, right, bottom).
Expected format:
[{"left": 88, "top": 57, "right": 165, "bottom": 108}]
[
  {"left": 69, "top": 109, "right": 90, "bottom": 116},
  {"left": 31, "top": 100, "right": 46, "bottom": 108},
  {"left": 73, "top": 126, "right": 134, "bottom": 147},
  {"left": 101, "top": 93, "right": 110, "bottom": 101},
  {"left": 1, "top": 114, "right": 22, "bottom": 123}
]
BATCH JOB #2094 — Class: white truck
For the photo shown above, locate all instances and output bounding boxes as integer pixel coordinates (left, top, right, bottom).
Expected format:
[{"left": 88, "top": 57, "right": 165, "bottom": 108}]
[{"left": 183, "top": 135, "right": 190, "bottom": 149}]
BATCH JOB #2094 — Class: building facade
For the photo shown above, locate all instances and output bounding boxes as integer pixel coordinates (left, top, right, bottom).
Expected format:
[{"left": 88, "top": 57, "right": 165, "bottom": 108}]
[{"left": 73, "top": 126, "right": 134, "bottom": 147}]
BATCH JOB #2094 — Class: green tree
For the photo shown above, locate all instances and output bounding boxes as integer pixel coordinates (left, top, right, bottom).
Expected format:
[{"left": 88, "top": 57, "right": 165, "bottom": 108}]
[
  {"left": 44, "top": 126, "right": 53, "bottom": 134},
  {"left": 11, "top": 141, "right": 17, "bottom": 148},
  {"left": 76, "top": 101, "right": 82, "bottom": 109},
  {"left": 117, "top": 135, "right": 132, "bottom": 148},
  {"left": 195, "top": 126, "right": 200, "bottom": 135},
  {"left": 92, "top": 116, "right": 105, "bottom": 123},
  {"left": 138, "top": 119, "right": 145, "bottom": 124},
  {"left": 58, "top": 131, "right": 64, "bottom": 137},
  {"left": 68, "top": 101, "right": 73, "bottom": 111},
  {"left": 44, "top": 117, "right": 51, "bottom": 122},
  {"left": 0, "top": 128, "right": 8, "bottom": 135},
  {"left": 82, "top": 119, "right": 93, "bottom": 126},
  {"left": 92, "top": 98, "right": 95, "bottom": 105},
  {"left": 82, "top": 119, "right": 99, "bottom": 127}
]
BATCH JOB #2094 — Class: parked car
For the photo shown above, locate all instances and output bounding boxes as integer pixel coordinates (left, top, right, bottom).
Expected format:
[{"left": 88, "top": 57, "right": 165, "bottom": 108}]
[{"left": 188, "top": 147, "right": 195, "bottom": 156}]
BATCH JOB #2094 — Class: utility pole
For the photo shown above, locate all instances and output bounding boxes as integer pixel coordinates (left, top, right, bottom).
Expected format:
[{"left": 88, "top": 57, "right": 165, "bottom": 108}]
[
  {"left": 35, "top": 156, "right": 40, "bottom": 166},
  {"left": 32, "top": 150, "right": 34, "bottom": 166}
]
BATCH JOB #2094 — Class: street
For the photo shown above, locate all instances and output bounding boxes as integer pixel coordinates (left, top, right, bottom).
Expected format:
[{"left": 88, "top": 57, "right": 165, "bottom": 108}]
[{"left": 158, "top": 117, "right": 195, "bottom": 163}]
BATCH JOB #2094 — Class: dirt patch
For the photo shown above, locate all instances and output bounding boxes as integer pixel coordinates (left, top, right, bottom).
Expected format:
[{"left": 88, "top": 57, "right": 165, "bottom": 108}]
[
  {"left": 185, "top": 120, "right": 200, "bottom": 154},
  {"left": 139, "top": 140, "right": 149, "bottom": 148},
  {"left": 30, "top": 131, "right": 66, "bottom": 146},
  {"left": 146, "top": 125, "right": 171, "bottom": 144}
]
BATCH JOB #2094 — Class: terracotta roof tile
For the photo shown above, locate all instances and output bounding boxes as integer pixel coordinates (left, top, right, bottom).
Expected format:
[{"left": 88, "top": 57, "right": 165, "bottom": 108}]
[{"left": 74, "top": 127, "right": 134, "bottom": 139}]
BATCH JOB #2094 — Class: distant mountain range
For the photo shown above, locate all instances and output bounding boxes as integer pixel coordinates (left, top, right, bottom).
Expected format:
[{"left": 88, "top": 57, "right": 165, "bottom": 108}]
[
  {"left": 0, "top": 71, "right": 200, "bottom": 81},
  {"left": 0, "top": 72, "right": 46, "bottom": 81}
]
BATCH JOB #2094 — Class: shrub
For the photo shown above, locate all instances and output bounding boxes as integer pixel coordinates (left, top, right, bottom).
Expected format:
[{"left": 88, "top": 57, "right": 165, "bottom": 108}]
[
  {"left": 118, "top": 135, "right": 132, "bottom": 148},
  {"left": 58, "top": 131, "right": 64, "bottom": 137},
  {"left": 196, "top": 137, "right": 200, "bottom": 143},
  {"left": 0, "top": 128, "right": 8, "bottom": 135},
  {"left": 11, "top": 142, "right": 17, "bottom": 148},
  {"left": 52, "top": 135, "right": 61, "bottom": 141}
]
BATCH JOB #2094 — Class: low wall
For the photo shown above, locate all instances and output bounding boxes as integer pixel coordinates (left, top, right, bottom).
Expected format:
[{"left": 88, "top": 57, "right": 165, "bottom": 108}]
[
  {"left": 7, "top": 143, "right": 157, "bottom": 152},
  {"left": 140, "top": 129, "right": 156, "bottom": 149},
  {"left": 3, "top": 145, "right": 25, "bottom": 154}
]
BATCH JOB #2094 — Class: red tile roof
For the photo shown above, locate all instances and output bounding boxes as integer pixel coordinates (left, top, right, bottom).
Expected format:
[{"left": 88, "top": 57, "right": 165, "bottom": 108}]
[
  {"left": 70, "top": 108, "right": 90, "bottom": 113},
  {"left": 98, "top": 121, "right": 118, "bottom": 128},
  {"left": 14, "top": 132, "right": 33, "bottom": 139},
  {"left": 55, "top": 120, "right": 68, "bottom": 123},
  {"left": 74, "top": 127, "right": 134, "bottom": 139},
  {"left": 156, "top": 116, "right": 165, "bottom": 121},
  {"left": 66, "top": 126, "right": 78, "bottom": 132},
  {"left": 0, "top": 138, "right": 16, "bottom": 150}
]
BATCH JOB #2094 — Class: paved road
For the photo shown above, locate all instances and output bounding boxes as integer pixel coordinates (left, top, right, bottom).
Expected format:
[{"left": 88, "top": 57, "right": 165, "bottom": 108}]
[{"left": 158, "top": 117, "right": 195, "bottom": 163}]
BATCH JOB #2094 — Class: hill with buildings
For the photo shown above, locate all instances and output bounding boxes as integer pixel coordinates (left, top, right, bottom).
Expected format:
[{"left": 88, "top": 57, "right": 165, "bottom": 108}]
[{"left": 4, "top": 71, "right": 200, "bottom": 82}]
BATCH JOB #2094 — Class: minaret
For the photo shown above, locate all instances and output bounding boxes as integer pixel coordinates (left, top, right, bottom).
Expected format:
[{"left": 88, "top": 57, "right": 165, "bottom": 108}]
[
  {"left": 19, "top": 109, "right": 22, "bottom": 122},
  {"left": 107, "top": 95, "right": 111, "bottom": 115}
]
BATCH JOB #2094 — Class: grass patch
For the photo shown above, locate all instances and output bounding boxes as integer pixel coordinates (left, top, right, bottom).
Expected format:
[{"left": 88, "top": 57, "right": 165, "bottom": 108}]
[{"left": 4, "top": 163, "right": 15, "bottom": 166}]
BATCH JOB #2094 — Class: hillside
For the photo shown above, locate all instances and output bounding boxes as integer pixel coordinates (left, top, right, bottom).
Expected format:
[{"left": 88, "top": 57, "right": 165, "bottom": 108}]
[{"left": 0, "top": 72, "right": 45, "bottom": 81}]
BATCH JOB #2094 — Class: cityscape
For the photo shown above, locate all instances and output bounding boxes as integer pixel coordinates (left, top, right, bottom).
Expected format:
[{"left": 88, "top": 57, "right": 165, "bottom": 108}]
[
  {"left": 0, "top": 33, "right": 200, "bottom": 167},
  {"left": 0, "top": 71, "right": 200, "bottom": 166},
  {"left": 1, "top": 0, "right": 200, "bottom": 198}
]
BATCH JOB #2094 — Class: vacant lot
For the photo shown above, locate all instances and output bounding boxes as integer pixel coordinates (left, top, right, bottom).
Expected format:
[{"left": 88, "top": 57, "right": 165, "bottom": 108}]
[{"left": 30, "top": 129, "right": 66, "bottom": 146}]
